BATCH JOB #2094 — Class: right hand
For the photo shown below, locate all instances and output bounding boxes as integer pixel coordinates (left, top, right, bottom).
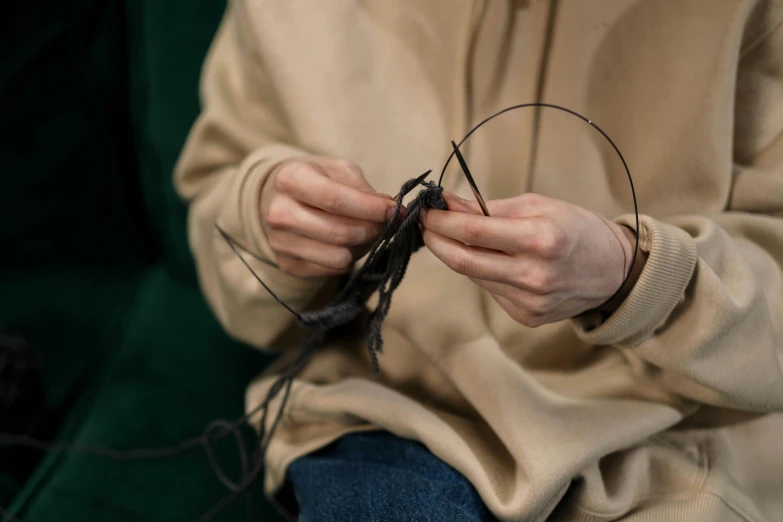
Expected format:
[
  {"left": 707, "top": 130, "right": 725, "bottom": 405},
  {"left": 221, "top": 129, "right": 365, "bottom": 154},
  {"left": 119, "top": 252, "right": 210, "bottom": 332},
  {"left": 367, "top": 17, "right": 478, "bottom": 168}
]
[{"left": 260, "top": 157, "right": 398, "bottom": 278}]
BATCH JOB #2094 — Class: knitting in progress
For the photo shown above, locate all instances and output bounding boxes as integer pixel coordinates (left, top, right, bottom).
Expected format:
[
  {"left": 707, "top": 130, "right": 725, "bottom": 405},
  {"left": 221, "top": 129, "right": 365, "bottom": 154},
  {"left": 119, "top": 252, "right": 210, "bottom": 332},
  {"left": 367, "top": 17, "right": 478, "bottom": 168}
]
[
  {"left": 208, "top": 102, "right": 639, "bottom": 517},
  {"left": 0, "top": 103, "right": 638, "bottom": 522}
]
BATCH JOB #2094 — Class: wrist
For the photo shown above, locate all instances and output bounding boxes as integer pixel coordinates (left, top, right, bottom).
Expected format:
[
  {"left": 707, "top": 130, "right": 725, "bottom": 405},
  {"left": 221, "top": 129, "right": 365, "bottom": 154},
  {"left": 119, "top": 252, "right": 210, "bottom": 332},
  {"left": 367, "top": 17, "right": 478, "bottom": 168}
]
[{"left": 598, "top": 225, "right": 647, "bottom": 314}]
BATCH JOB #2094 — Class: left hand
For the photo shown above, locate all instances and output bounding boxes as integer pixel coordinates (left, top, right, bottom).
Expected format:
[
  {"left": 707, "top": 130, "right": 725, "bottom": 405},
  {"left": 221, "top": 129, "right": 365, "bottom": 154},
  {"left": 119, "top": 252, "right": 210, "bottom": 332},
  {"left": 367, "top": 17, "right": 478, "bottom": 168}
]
[{"left": 420, "top": 192, "right": 646, "bottom": 327}]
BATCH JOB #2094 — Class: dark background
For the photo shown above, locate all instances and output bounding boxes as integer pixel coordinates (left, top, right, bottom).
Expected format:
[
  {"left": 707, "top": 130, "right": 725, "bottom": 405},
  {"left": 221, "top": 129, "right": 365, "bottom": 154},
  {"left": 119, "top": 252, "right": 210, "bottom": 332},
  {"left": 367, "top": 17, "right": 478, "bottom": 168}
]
[{"left": 1, "top": 1, "right": 283, "bottom": 520}]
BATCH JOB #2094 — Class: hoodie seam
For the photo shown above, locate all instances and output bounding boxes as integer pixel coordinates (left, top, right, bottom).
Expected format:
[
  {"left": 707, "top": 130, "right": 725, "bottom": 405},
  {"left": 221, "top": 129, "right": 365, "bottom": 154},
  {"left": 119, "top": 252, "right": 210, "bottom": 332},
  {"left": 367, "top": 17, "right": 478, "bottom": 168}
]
[
  {"left": 572, "top": 491, "right": 755, "bottom": 521},
  {"left": 573, "top": 435, "right": 712, "bottom": 519},
  {"left": 523, "top": 0, "right": 559, "bottom": 194},
  {"left": 464, "top": 0, "right": 488, "bottom": 138},
  {"left": 739, "top": 16, "right": 783, "bottom": 62}
]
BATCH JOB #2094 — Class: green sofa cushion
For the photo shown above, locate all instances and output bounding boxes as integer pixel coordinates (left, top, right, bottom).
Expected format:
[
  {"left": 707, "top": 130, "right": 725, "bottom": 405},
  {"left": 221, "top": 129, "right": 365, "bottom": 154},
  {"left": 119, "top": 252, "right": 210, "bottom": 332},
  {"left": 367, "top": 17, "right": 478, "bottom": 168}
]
[
  {"left": 0, "top": 0, "right": 152, "bottom": 271},
  {"left": 2, "top": 0, "right": 287, "bottom": 518},
  {"left": 0, "top": 0, "right": 155, "bottom": 502},
  {"left": 0, "top": 268, "right": 144, "bottom": 506},
  {"left": 126, "top": 0, "right": 228, "bottom": 281},
  {"left": 10, "top": 267, "right": 284, "bottom": 521}
]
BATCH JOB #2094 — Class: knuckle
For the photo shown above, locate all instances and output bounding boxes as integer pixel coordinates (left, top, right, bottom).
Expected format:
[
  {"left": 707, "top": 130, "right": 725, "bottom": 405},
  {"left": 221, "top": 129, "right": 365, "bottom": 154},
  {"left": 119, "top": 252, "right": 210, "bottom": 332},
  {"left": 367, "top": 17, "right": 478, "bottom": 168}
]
[
  {"left": 276, "top": 257, "right": 298, "bottom": 276},
  {"left": 512, "top": 267, "right": 530, "bottom": 288},
  {"left": 326, "top": 224, "right": 353, "bottom": 245},
  {"left": 520, "top": 192, "right": 547, "bottom": 207},
  {"left": 506, "top": 293, "right": 527, "bottom": 310},
  {"left": 534, "top": 224, "right": 568, "bottom": 258},
  {"left": 321, "top": 191, "right": 343, "bottom": 213},
  {"left": 286, "top": 260, "right": 322, "bottom": 278},
  {"left": 521, "top": 314, "right": 545, "bottom": 328},
  {"left": 526, "top": 295, "right": 552, "bottom": 315},
  {"left": 331, "top": 248, "right": 354, "bottom": 270},
  {"left": 463, "top": 220, "right": 483, "bottom": 244},
  {"left": 508, "top": 307, "right": 532, "bottom": 327},
  {"left": 333, "top": 158, "right": 363, "bottom": 176},
  {"left": 263, "top": 200, "right": 288, "bottom": 229},
  {"left": 510, "top": 193, "right": 548, "bottom": 218},
  {"left": 528, "top": 267, "right": 556, "bottom": 294},
  {"left": 452, "top": 254, "right": 475, "bottom": 276},
  {"left": 274, "top": 163, "right": 300, "bottom": 193},
  {"left": 507, "top": 306, "right": 544, "bottom": 328}
]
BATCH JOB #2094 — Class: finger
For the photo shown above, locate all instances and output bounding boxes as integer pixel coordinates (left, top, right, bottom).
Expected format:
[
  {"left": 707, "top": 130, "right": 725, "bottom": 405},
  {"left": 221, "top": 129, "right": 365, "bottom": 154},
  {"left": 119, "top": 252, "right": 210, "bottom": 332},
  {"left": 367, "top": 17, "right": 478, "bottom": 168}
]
[
  {"left": 470, "top": 277, "right": 524, "bottom": 303},
  {"left": 268, "top": 231, "right": 356, "bottom": 271},
  {"left": 442, "top": 192, "right": 482, "bottom": 215},
  {"left": 487, "top": 293, "right": 547, "bottom": 328},
  {"left": 422, "top": 228, "right": 520, "bottom": 283},
  {"left": 469, "top": 277, "right": 554, "bottom": 316},
  {"left": 276, "top": 163, "right": 396, "bottom": 222},
  {"left": 423, "top": 228, "right": 557, "bottom": 294},
  {"left": 317, "top": 158, "right": 390, "bottom": 196},
  {"left": 266, "top": 198, "right": 384, "bottom": 246},
  {"left": 443, "top": 191, "right": 552, "bottom": 218},
  {"left": 276, "top": 253, "right": 347, "bottom": 278},
  {"left": 421, "top": 208, "right": 540, "bottom": 252}
]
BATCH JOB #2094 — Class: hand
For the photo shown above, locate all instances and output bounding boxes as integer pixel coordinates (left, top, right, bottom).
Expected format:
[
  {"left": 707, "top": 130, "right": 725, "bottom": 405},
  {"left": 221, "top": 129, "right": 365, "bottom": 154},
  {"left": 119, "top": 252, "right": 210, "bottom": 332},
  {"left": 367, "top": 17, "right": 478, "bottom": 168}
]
[
  {"left": 420, "top": 192, "right": 647, "bottom": 327},
  {"left": 260, "top": 157, "right": 398, "bottom": 278}
]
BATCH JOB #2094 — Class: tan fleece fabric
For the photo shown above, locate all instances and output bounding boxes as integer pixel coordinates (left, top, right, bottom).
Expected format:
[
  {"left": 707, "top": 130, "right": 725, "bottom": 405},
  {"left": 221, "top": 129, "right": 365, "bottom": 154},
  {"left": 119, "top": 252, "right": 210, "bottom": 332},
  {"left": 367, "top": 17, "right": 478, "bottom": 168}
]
[
  {"left": 175, "top": 1, "right": 783, "bottom": 520},
  {"left": 571, "top": 215, "right": 698, "bottom": 346}
]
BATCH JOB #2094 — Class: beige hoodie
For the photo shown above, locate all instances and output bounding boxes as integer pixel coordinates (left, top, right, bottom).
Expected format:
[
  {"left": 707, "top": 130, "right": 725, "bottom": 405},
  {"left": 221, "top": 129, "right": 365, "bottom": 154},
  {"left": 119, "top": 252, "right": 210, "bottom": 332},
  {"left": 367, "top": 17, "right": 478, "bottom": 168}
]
[{"left": 175, "top": 1, "right": 783, "bottom": 520}]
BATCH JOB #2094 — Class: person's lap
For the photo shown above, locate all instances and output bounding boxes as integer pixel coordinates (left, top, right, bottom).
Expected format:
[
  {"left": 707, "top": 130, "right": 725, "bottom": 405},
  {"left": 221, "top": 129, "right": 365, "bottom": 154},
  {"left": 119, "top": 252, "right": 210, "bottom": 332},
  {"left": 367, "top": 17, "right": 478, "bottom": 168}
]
[{"left": 287, "top": 430, "right": 497, "bottom": 522}]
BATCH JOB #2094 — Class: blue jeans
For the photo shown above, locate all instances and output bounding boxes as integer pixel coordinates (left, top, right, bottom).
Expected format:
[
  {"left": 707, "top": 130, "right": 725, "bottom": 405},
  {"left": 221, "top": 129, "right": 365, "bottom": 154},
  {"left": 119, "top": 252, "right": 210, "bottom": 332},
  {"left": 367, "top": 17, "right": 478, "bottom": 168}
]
[{"left": 287, "top": 430, "right": 498, "bottom": 521}]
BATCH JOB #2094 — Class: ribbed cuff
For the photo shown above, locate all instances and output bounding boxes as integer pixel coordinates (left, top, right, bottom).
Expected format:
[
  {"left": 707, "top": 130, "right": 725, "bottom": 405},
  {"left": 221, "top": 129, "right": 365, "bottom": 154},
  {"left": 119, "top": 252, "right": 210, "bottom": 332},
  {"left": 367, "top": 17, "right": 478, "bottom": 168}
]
[
  {"left": 238, "top": 143, "right": 324, "bottom": 294},
  {"left": 571, "top": 214, "right": 698, "bottom": 347}
]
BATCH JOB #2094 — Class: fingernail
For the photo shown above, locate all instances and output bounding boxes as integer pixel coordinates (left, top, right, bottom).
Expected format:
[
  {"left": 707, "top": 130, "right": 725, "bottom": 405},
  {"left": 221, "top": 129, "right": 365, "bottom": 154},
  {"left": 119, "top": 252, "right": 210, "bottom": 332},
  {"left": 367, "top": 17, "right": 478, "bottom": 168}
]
[
  {"left": 386, "top": 206, "right": 398, "bottom": 221},
  {"left": 378, "top": 193, "right": 395, "bottom": 200},
  {"left": 419, "top": 208, "right": 427, "bottom": 223}
]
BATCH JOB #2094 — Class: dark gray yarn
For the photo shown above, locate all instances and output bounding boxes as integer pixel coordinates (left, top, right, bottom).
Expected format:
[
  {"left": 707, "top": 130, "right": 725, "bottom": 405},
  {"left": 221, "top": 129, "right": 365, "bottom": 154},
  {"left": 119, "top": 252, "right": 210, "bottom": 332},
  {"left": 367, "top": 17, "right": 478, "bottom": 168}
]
[
  {"left": 193, "top": 176, "right": 447, "bottom": 512},
  {"left": 296, "top": 177, "right": 446, "bottom": 372}
]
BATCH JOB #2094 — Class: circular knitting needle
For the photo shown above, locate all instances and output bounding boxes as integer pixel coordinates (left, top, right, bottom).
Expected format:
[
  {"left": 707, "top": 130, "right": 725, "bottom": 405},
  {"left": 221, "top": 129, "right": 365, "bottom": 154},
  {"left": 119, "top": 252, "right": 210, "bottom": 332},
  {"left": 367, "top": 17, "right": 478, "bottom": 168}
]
[
  {"left": 392, "top": 169, "right": 432, "bottom": 202},
  {"left": 450, "top": 140, "right": 491, "bottom": 216}
]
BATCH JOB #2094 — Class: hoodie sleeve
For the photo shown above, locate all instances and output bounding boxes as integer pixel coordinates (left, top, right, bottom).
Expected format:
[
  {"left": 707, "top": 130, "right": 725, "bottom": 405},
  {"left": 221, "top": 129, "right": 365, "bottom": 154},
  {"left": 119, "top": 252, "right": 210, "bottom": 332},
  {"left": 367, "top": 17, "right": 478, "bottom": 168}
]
[
  {"left": 571, "top": 22, "right": 783, "bottom": 413},
  {"left": 174, "top": 0, "right": 327, "bottom": 350}
]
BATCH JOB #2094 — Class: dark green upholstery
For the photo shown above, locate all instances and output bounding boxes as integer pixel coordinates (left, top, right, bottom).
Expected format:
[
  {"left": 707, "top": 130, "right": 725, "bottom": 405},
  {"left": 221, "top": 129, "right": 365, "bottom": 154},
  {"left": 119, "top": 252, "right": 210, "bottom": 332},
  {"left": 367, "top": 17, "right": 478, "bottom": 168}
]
[
  {"left": 1, "top": 0, "right": 284, "bottom": 520},
  {"left": 126, "top": 0, "right": 229, "bottom": 279},
  {"left": 10, "top": 268, "right": 274, "bottom": 521},
  {"left": 1, "top": 1, "right": 150, "bottom": 272}
]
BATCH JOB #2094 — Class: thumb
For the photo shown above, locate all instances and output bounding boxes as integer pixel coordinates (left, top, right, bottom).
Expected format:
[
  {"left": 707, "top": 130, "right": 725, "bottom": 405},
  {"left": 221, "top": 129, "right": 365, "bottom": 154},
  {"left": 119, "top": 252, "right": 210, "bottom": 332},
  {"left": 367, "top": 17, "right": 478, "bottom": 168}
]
[
  {"left": 336, "top": 168, "right": 395, "bottom": 200},
  {"left": 442, "top": 191, "right": 482, "bottom": 215}
]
